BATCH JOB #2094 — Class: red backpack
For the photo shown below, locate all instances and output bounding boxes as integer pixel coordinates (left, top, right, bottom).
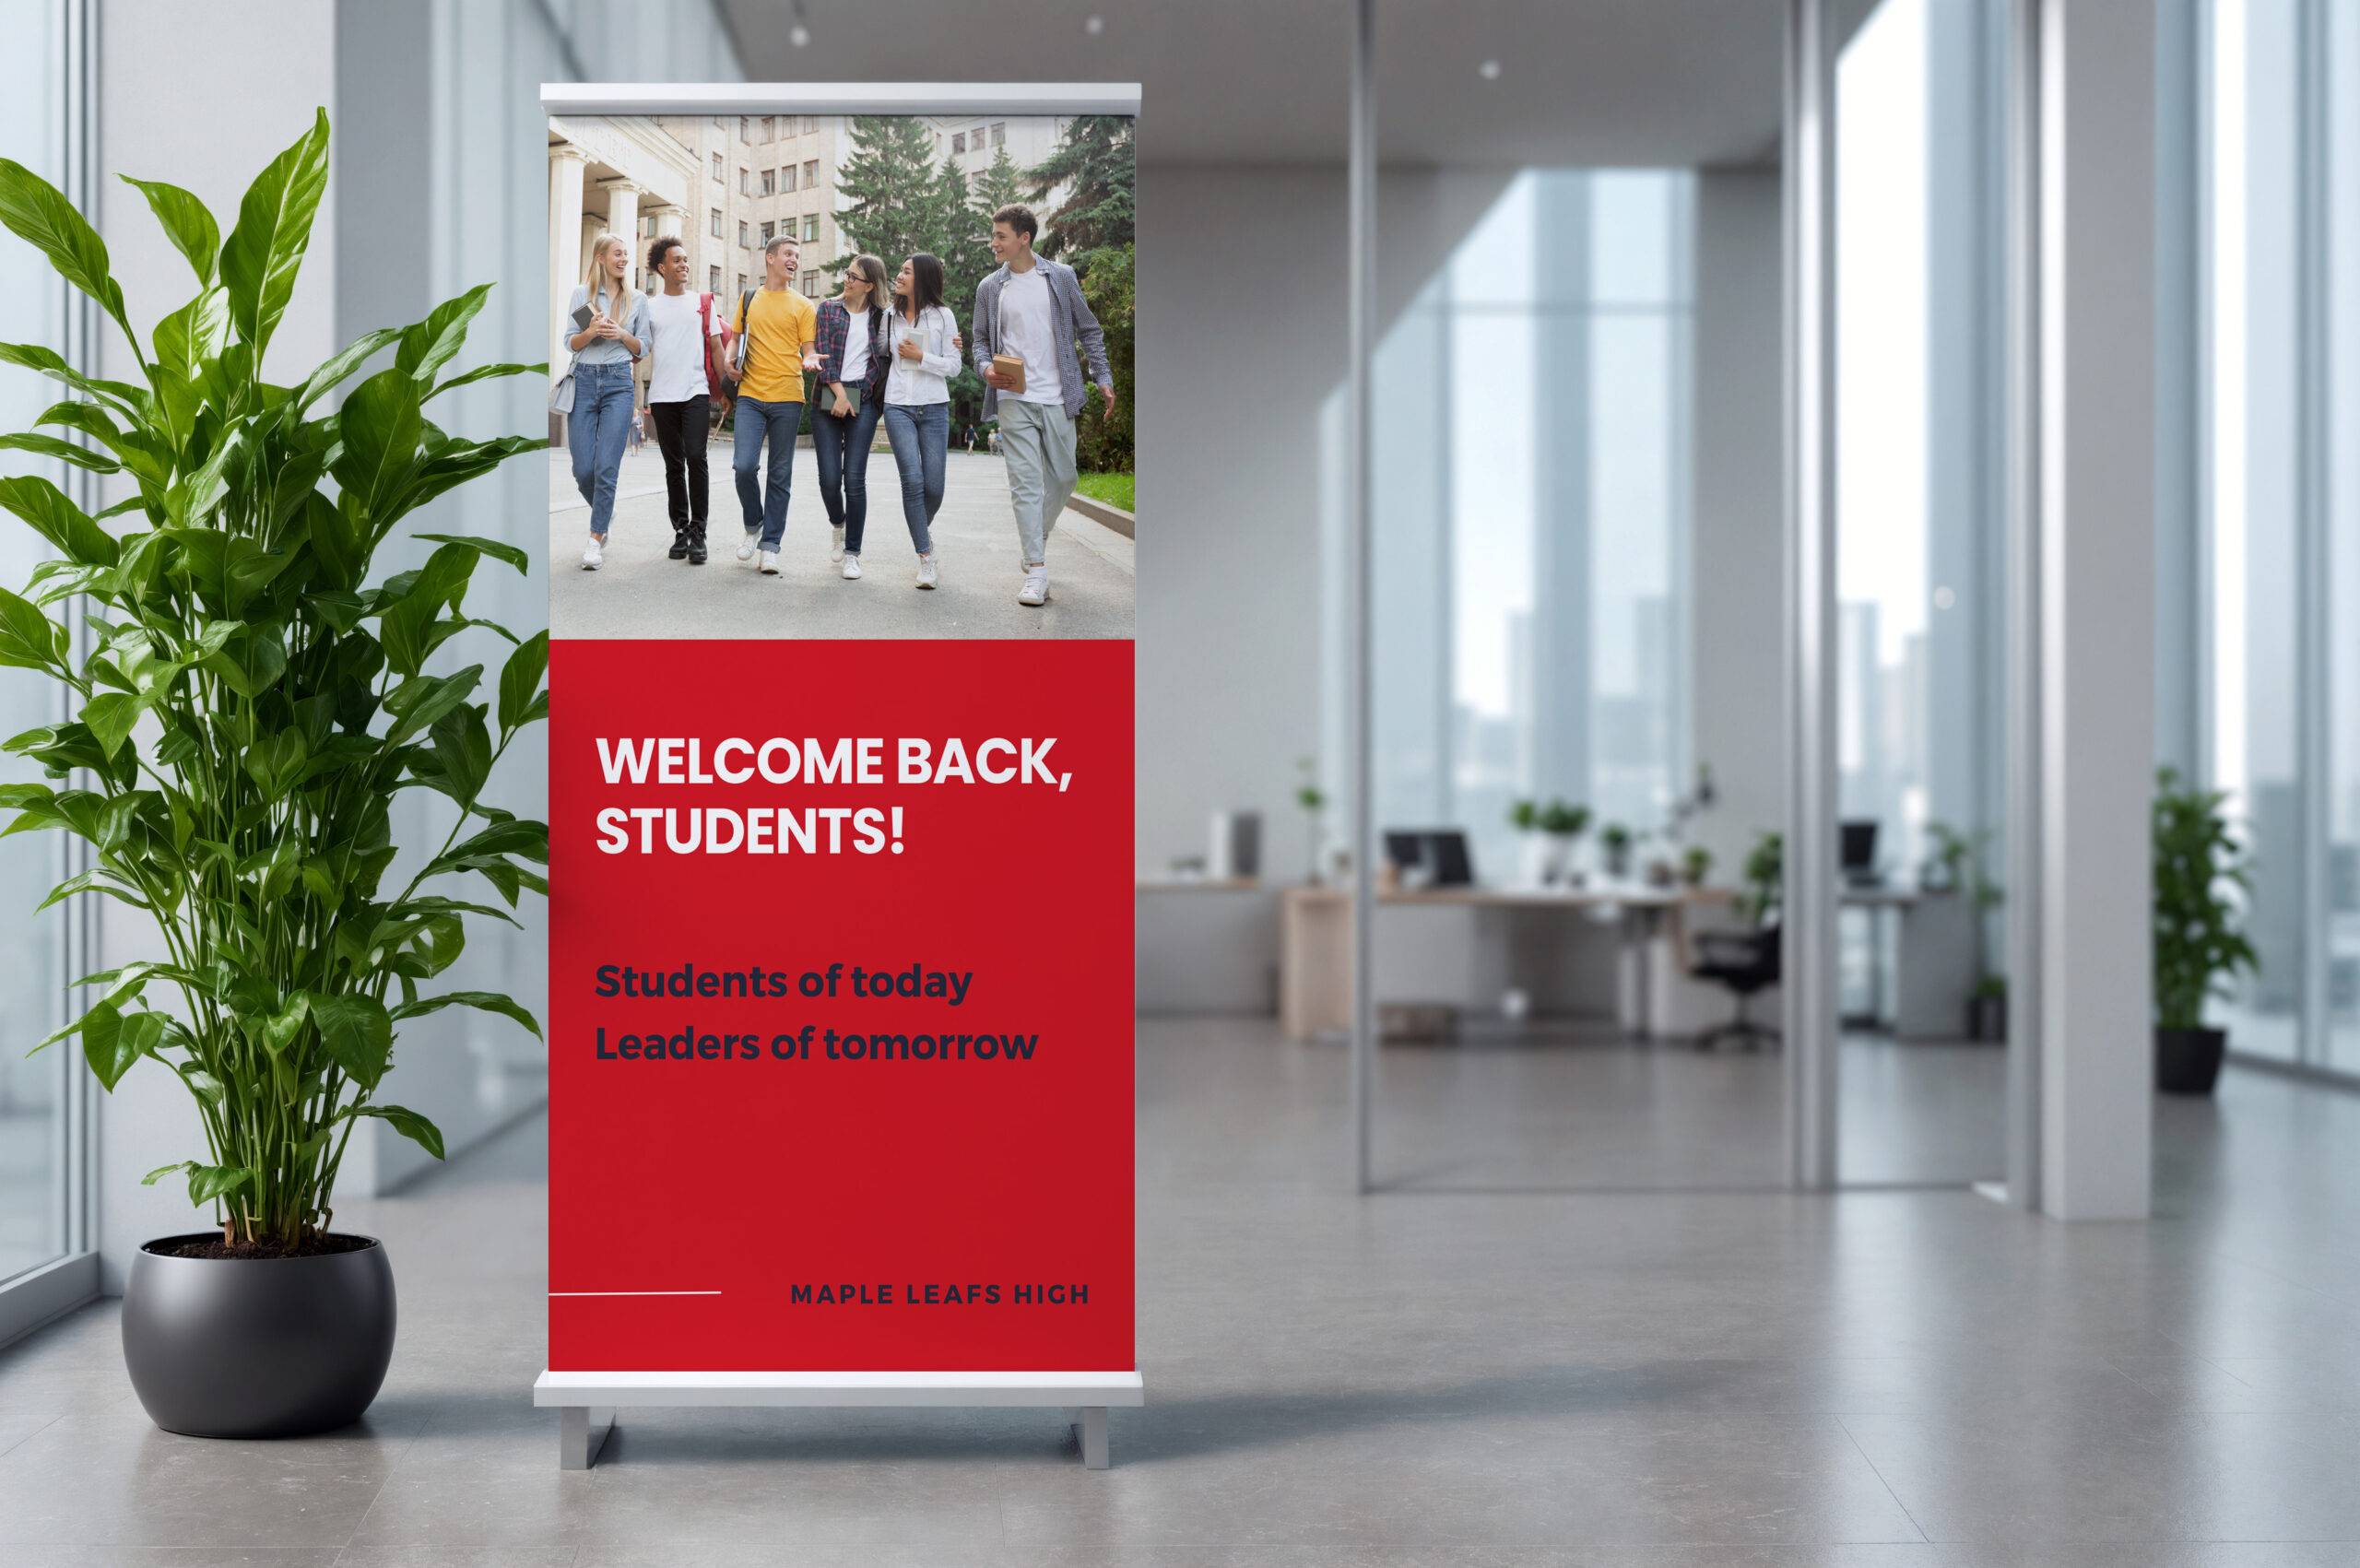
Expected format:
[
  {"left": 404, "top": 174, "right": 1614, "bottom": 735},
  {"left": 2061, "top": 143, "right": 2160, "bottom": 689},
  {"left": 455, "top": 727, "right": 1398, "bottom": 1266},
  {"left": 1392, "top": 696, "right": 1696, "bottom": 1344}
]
[{"left": 699, "top": 291, "right": 736, "bottom": 407}]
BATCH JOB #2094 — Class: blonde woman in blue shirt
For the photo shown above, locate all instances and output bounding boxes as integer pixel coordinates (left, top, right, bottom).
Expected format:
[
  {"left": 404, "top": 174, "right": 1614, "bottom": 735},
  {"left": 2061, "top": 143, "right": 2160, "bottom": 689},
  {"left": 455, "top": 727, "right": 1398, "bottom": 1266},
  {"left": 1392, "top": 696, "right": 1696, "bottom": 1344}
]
[{"left": 562, "top": 233, "right": 647, "bottom": 570}]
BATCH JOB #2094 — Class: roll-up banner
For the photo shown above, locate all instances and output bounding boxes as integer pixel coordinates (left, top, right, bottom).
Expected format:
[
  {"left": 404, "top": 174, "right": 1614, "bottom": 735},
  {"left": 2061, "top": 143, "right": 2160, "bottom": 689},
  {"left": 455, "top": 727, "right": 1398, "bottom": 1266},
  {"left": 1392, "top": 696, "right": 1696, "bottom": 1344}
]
[{"left": 534, "top": 87, "right": 1139, "bottom": 1468}]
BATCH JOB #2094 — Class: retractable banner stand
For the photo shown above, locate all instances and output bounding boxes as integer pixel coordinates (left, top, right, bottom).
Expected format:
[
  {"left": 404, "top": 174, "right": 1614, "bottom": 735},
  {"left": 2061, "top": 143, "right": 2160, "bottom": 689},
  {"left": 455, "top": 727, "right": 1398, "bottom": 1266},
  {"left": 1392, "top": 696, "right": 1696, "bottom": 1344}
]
[{"left": 534, "top": 86, "right": 1141, "bottom": 1468}]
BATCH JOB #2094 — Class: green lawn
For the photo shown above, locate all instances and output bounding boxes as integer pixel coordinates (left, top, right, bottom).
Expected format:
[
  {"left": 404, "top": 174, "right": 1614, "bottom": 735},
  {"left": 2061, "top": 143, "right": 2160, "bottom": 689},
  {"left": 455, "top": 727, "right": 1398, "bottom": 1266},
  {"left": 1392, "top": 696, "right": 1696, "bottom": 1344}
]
[{"left": 1074, "top": 471, "right": 1135, "bottom": 513}]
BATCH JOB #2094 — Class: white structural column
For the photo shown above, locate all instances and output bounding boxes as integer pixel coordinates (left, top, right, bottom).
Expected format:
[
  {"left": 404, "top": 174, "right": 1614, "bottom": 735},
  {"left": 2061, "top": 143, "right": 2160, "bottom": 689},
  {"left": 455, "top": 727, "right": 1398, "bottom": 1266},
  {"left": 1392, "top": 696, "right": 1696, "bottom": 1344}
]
[
  {"left": 605, "top": 180, "right": 642, "bottom": 289},
  {"left": 2030, "top": 0, "right": 2155, "bottom": 1220},
  {"left": 549, "top": 145, "right": 586, "bottom": 363},
  {"left": 1346, "top": 0, "right": 1376, "bottom": 1192},
  {"left": 1783, "top": 0, "right": 1839, "bottom": 1190},
  {"left": 655, "top": 206, "right": 684, "bottom": 240}
]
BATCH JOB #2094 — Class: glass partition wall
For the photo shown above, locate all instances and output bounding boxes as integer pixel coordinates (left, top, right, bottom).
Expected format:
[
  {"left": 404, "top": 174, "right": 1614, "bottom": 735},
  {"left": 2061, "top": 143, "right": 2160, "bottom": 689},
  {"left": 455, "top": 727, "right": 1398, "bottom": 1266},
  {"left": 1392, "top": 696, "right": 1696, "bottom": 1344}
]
[
  {"left": 0, "top": 0, "right": 85, "bottom": 1305},
  {"left": 2198, "top": 0, "right": 2360, "bottom": 1080},
  {"left": 1829, "top": 0, "right": 2010, "bottom": 1185}
]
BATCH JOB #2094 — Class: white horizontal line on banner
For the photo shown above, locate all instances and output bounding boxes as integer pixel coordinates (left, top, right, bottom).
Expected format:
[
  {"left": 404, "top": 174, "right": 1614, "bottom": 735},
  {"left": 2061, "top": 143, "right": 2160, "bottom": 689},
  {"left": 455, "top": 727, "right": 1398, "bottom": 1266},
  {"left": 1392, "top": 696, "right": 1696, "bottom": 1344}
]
[{"left": 549, "top": 1290, "right": 724, "bottom": 1297}]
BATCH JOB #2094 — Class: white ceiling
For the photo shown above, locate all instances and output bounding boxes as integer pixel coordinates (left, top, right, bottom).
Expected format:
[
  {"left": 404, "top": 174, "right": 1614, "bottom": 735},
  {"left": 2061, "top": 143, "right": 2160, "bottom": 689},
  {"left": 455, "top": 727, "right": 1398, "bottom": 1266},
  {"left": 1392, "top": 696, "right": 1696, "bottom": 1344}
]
[{"left": 714, "top": 0, "right": 1792, "bottom": 169}]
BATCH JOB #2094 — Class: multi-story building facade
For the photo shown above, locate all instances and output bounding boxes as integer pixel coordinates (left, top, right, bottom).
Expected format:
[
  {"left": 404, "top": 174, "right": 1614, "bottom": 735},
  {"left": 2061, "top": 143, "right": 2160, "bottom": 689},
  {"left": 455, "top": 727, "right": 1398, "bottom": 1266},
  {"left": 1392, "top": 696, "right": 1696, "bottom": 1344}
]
[{"left": 549, "top": 112, "right": 1083, "bottom": 372}]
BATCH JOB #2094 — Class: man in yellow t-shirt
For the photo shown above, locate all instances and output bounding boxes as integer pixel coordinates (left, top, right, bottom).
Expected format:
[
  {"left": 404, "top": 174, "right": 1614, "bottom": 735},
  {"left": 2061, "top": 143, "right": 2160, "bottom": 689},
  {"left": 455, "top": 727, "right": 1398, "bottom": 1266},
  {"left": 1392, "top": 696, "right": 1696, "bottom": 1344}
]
[{"left": 727, "top": 234, "right": 820, "bottom": 573}]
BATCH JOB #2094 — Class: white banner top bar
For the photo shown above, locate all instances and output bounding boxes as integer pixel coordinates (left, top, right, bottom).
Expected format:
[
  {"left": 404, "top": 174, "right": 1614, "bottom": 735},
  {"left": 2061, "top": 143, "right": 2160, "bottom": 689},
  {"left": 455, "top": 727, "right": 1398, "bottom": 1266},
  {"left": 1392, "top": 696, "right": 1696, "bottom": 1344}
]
[{"left": 541, "top": 82, "right": 1140, "bottom": 117}]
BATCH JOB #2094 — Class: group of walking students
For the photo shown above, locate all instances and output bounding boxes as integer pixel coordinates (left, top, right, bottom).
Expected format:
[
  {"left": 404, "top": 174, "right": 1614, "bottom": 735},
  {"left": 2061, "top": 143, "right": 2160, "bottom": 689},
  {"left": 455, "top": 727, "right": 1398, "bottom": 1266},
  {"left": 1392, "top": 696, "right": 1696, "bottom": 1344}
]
[{"left": 560, "top": 202, "right": 1115, "bottom": 607}]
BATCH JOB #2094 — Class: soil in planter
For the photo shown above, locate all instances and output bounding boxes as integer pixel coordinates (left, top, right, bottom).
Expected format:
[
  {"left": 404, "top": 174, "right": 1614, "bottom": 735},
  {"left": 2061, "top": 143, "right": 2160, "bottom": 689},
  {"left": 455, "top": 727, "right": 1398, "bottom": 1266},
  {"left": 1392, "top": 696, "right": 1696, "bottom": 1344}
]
[{"left": 164, "top": 1233, "right": 373, "bottom": 1261}]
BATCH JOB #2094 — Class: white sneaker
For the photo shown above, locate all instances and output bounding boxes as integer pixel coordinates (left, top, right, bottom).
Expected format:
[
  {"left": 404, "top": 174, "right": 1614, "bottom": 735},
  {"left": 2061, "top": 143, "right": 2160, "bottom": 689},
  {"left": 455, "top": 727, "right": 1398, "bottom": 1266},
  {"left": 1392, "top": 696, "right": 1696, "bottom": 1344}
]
[
  {"left": 915, "top": 554, "right": 938, "bottom": 590},
  {"left": 842, "top": 555, "right": 863, "bottom": 581},
  {"left": 1018, "top": 565, "right": 1048, "bottom": 606},
  {"left": 737, "top": 532, "right": 759, "bottom": 562},
  {"left": 831, "top": 525, "right": 846, "bottom": 563},
  {"left": 758, "top": 550, "right": 780, "bottom": 575},
  {"left": 581, "top": 536, "right": 603, "bottom": 571}
]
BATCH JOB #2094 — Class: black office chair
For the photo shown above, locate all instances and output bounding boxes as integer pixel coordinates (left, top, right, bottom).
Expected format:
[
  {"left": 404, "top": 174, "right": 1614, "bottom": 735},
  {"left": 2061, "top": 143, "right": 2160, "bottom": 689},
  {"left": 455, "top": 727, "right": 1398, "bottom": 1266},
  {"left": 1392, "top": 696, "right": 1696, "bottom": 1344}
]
[{"left": 1690, "top": 923, "right": 1781, "bottom": 1051}]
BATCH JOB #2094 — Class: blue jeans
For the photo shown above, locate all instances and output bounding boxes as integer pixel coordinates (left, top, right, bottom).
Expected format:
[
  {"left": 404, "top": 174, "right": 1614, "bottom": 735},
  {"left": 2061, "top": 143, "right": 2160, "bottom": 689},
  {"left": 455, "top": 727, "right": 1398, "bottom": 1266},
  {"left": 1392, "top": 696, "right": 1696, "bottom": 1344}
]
[
  {"left": 811, "top": 395, "right": 884, "bottom": 554},
  {"left": 881, "top": 402, "right": 949, "bottom": 557},
  {"left": 733, "top": 395, "right": 802, "bottom": 550},
  {"left": 567, "top": 360, "right": 636, "bottom": 539}
]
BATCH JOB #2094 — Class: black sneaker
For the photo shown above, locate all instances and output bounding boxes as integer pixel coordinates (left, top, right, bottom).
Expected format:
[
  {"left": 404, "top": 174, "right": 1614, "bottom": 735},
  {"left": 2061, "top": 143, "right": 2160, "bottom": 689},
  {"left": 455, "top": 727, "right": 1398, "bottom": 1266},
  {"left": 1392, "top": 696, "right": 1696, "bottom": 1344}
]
[
  {"left": 688, "top": 540, "right": 708, "bottom": 565},
  {"left": 668, "top": 529, "right": 690, "bottom": 560}
]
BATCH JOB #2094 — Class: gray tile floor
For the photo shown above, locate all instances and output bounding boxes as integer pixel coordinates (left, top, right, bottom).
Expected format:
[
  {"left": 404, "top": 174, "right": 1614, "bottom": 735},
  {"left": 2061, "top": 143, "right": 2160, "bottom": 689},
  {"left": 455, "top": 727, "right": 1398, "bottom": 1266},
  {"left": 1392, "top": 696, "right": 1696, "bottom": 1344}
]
[
  {"left": 3, "top": 1020, "right": 2358, "bottom": 1563},
  {"left": 548, "top": 442, "right": 1136, "bottom": 642}
]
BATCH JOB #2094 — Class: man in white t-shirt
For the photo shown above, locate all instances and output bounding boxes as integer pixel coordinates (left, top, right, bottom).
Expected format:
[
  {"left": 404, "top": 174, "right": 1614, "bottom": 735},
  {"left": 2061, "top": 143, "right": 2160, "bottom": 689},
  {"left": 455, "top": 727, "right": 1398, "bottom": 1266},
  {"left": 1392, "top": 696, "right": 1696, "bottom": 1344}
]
[
  {"left": 973, "top": 204, "right": 1115, "bottom": 607},
  {"left": 642, "top": 236, "right": 727, "bottom": 565}
]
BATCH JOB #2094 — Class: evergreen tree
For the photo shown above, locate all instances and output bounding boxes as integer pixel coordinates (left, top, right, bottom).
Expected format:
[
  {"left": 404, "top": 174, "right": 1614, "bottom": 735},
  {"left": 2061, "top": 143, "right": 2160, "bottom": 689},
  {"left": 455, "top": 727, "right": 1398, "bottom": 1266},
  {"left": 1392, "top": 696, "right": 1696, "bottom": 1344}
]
[
  {"left": 1027, "top": 115, "right": 1136, "bottom": 266},
  {"left": 972, "top": 144, "right": 1028, "bottom": 223},
  {"left": 833, "top": 115, "right": 942, "bottom": 274}
]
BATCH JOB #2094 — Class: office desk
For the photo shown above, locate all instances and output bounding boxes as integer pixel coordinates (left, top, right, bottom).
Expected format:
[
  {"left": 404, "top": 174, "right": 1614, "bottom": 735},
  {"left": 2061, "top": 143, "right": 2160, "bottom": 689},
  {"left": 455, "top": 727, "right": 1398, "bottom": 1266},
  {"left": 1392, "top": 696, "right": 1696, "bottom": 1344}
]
[
  {"left": 1279, "top": 884, "right": 1736, "bottom": 1041},
  {"left": 1838, "top": 884, "right": 1980, "bottom": 1037}
]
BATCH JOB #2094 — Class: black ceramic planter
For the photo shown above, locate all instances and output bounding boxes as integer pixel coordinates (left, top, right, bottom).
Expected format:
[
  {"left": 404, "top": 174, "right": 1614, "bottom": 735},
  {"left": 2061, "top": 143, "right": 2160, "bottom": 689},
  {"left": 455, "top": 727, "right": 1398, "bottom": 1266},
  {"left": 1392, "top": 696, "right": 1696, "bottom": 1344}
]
[
  {"left": 2155, "top": 1026, "right": 2227, "bottom": 1097},
  {"left": 122, "top": 1233, "right": 395, "bottom": 1438}
]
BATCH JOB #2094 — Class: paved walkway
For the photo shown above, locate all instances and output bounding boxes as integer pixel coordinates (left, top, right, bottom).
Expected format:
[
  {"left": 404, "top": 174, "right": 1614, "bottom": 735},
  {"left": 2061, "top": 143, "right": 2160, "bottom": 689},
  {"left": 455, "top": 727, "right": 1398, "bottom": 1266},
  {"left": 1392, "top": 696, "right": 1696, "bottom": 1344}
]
[{"left": 549, "top": 437, "right": 1134, "bottom": 641}]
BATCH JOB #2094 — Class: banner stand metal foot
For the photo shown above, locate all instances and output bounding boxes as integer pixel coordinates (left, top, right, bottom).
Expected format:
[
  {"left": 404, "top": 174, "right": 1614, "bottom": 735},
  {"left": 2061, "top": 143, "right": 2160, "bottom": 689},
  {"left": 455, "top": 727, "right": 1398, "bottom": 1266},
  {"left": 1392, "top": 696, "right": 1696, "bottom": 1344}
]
[
  {"left": 560, "top": 1405, "right": 614, "bottom": 1470},
  {"left": 537, "top": 1370, "right": 1140, "bottom": 1471}
]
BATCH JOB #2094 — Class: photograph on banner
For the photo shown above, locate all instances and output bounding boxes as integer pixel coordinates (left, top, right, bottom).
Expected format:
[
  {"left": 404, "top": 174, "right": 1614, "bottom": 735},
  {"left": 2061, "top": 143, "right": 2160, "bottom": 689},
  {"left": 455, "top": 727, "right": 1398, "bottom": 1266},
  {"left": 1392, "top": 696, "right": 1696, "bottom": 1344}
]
[{"left": 547, "top": 110, "right": 1135, "bottom": 639}]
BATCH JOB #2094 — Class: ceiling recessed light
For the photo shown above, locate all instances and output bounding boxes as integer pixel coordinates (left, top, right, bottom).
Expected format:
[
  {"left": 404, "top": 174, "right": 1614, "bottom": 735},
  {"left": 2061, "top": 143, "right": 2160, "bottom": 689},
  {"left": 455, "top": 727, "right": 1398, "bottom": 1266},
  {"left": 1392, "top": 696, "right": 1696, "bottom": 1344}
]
[
  {"left": 1479, "top": 59, "right": 1503, "bottom": 81},
  {"left": 1085, "top": 14, "right": 1105, "bottom": 35},
  {"left": 789, "top": 22, "right": 810, "bottom": 46}
]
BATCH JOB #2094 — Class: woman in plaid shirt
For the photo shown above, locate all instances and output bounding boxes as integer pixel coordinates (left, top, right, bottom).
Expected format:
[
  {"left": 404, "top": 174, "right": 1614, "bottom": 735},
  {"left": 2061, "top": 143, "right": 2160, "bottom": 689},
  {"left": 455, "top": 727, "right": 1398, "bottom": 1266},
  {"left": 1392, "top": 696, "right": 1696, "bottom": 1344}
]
[{"left": 811, "top": 254, "right": 893, "bottom": 581}]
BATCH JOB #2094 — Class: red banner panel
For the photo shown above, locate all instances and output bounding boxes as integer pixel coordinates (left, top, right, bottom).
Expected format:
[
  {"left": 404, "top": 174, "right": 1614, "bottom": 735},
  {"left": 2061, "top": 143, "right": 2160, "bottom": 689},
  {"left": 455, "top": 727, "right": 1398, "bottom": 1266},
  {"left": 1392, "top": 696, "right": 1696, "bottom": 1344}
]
[{"left": 547, "top": 638, "right": 1135, "bottom": 1372}]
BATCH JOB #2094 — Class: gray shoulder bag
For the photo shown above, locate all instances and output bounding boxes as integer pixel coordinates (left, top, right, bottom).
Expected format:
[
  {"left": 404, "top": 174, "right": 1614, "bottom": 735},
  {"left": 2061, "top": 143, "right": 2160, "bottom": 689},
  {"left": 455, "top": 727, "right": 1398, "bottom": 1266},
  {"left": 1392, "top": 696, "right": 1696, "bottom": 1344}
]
[{"left": 549, "top": 288, "right": 593, "bottom": 415}]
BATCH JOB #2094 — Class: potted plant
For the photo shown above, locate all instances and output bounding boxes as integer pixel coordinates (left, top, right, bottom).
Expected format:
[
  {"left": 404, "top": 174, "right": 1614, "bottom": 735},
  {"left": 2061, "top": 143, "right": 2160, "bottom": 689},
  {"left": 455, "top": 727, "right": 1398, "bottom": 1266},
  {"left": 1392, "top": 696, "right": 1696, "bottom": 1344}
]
[
  {"left": 1680, "top": 843, "right": 1713, "bottom": 889},
  {"left": 1537, "top": 798, "right": 1589, "bottom": 887},
  {"left": 1294, "top": 756, "right": 1327, "bottom": 885},
  {"left": 1507, "top": 797, "right": 1540, "bottom": 885},
  {"left": 2153, "top": 767, "right": 2257, "bottom": 1095},
  {"left": 1967, "top": 974, "right": 2006, "bottom": 1043},
  {"left": 0, "top": 113, "right": 547, "bottom": 1437},
  {"left": 1741, "top": 830, "right": 1783, "bottom": 925},
  {"left": 1598, "top": 821, "right": 1634, "bottom": 880}
]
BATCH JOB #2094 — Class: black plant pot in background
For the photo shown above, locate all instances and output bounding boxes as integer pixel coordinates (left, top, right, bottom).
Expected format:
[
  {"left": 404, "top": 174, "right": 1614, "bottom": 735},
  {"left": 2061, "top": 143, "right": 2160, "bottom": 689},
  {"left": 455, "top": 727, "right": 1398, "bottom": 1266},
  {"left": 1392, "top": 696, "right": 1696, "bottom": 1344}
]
[
  {"left": 122, "top": 1234, "right": 395, "bottom": 1438},
  {"left": 2155, "top": 1026, "right": 2228, "bottom": 1097}
]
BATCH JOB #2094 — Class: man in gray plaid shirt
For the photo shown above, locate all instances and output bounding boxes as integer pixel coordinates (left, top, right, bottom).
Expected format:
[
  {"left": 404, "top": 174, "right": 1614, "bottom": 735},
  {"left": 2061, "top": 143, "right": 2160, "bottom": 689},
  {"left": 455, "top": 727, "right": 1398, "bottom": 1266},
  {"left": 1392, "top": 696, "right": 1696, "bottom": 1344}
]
[{"left": 972, "top": 203, "right": 1116, "bottom": 607}]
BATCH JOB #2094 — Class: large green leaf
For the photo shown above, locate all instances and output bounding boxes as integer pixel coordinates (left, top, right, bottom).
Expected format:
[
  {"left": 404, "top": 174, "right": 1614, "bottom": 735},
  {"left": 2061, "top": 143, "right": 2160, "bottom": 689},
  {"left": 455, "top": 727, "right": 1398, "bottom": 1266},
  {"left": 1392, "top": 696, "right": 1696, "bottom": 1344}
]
[
  {"left": 306, "top": 991, "right": 392, "bottom": 1090},
  {"left": 390, "top": 989, "right": 541, "bottom": 1041},
  {"left": 118, "top": 175, "right": 221, "bottom": 284},
  {"left": 414, "top": 533, "right": 529, "bottom": 576},
  {"left": 81, "top": 691, "right": 144, "bottom": 759},
  {"left": 291, "top": 325, "right": 403, "bottom": 416},
  {"left": 80, "top": 1001, "right": 162, "bottom": 1091},
  {"left": 185, "top": 1163, "right": 255, "bottom": 1207},
  {"left": 0, "top": 342, "right": 145, "bottom": 414},
  {"left": 500, "top": 631, "right": 549, "bottom": 734},
  {"left": 0, "top": 158, "right": 133, "bottom": 348},
  {"left": 217, "top": 108, "right": 330, "bottom": 357},
  {"left": 330, "top": 366, "right": 424, "bottom": 528},
  {"left": 346, "top": 1102, "right": 444, "bottom": 1161},
  {"left": 426, "top": 360, "right": 547, "bottom": 402},
  {"left": 0, "top": 474, "right": 122, "bottom": 566},
  {"left": 152, "top": 287, "right": 230, "bottom": 381},
  {"left": 378, "top": 541, "right": 476, "bottom": 678},
  {"left": 0, "top": 585, "right": 65, "bottom": 672},
  {"left": 0, "top": 431, "right": 118, "bottom": 474},
  {"left": 396, "top": 283, "right": 492, "bottom": 383}
]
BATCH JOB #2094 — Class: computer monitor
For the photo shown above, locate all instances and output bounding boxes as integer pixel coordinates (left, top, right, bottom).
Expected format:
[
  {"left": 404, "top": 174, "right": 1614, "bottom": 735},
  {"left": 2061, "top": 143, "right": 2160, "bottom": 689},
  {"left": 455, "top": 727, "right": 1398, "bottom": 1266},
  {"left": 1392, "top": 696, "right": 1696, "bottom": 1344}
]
[
  {"left": 1840, "top": 819, "right": 1880, "bottom": 881},
  {"left": 1382, "top": 829, "right": 1476, "bottom": 888}
]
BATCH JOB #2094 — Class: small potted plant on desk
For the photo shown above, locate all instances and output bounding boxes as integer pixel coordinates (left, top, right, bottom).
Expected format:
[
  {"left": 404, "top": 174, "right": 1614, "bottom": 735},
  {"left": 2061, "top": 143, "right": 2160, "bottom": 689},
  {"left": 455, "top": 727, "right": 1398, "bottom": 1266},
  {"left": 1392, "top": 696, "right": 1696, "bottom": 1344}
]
[
  {"left": 2153, "top": 767, "right": 2257, "bottom": 1096},
  {"left": 1968, "top": 975, "right": 2007, "bottom": 1043},
  {"left": 1538, "top": 798, "right": 1589, "bottom": 887},
  {"left": 0, "top": 113, "right": 548, "bottom": 1437},
  {"left": 1599, "top": 821, "right": 1634, "bottom": 880},
  {"left": 1295, "top": 756, "right": 1328, "bottom": 885},
  {"left": 1681, "top": 843, "right": 1713, "bottom": 890}
]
